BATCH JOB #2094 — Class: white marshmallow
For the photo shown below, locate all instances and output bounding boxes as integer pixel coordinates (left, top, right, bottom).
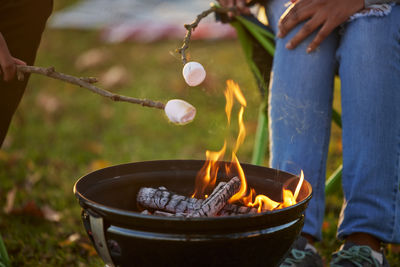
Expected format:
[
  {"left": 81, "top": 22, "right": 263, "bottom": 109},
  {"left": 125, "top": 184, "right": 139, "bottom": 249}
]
[
  {"left": 182, "top": 61, "right": 206, "bottom": 86},
  {"left": 164, "top": 99, "right": 196, "bottom": 125}
]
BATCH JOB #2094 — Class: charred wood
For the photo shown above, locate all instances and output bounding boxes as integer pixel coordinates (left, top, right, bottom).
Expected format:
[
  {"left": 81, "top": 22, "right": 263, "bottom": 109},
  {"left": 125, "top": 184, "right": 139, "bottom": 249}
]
[
  {"left": 137, "top": 186, "right": 203, "bottom": 214},
  {"left": 137, "top": 181, "right": 256, "bottom": 216},
  {"left": 187, "top": 176, "right": 241, "bottom": 217}
]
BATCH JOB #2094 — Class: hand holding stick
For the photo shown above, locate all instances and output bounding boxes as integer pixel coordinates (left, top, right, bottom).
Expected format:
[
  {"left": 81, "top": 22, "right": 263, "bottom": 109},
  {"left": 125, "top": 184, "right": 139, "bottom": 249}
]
[
  {"left": 16, "top": 65, "right": 196, "bottom": 125},
  {"left": 16, "top": 65, "right": 196, "bottom": 124},
  {"left": 16, "top": 65, "right": 165, "bottom": 109}
]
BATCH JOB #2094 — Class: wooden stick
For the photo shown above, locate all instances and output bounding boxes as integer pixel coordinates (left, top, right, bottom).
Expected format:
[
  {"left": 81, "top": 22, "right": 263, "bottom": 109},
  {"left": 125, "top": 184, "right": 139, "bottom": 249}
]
[
  {"left": 187, "top": 176, "right": 241, "bottom": 217},
  {"left": 16, "top": 65, "right": 165, "bottom": 109},
  {"left": 176, "top": 5, "right": 237, "bottom": 65}
]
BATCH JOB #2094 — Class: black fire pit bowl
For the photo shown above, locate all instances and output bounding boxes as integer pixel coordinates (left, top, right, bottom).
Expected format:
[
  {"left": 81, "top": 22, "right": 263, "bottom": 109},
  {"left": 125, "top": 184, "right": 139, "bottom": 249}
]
[{"left": 74, "top": 160, "right": 312, "bottom": 267}]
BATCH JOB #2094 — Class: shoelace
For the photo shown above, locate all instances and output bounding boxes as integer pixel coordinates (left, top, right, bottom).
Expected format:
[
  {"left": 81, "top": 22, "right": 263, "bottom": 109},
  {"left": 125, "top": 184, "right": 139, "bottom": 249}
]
[
  {"left": 330, "top": 245, "right": 381, "bottom": 267},
  {"left": 281, "top": 248, "right": 314, "bottom": 267}
]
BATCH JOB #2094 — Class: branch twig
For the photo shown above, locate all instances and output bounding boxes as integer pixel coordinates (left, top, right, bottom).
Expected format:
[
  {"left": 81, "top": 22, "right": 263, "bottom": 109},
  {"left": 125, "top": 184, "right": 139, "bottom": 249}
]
[
  {"left": 176, "top": 5, "right": 236, "bottom": 65},
  {"left": 16, "top": 65, "right": 165, "bottom": 110}
]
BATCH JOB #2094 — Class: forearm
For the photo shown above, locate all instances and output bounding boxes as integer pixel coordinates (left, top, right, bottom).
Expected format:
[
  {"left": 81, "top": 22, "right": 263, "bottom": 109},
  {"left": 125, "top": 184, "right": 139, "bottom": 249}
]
[{"left": 365, "top": 0, "right": 400, "bottom": 7}]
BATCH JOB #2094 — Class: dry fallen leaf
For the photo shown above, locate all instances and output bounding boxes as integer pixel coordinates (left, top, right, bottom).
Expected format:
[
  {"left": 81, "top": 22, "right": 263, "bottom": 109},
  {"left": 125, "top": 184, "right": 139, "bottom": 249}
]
[
  {"left": 75, "top": 48, "right": 111, "bottom": 71},
  {"left": 79, "top": 241, "right": 98, "bottom": 256},
  {"left": 100, "top": 65, "right": 130, "bottom": 89},
  {"left": 8, "top": 200, "right": 62, "bottom": 223},
  {"left": 0, "top": 150, "right": 9, "bottom": 162},
  {"left": 24, "top": 172, "right": 41, "bottom": 192},
  {"left": 0, "top": 150, "right": 22, "bottom": 165},
  {"left": 3, "top": 186, "right": 17, "bottom": 214},
  {"left": 89, "top": 159, "right": 111, "bottom": 172},
  {"left": 83, "top": 141, "right": 103, "bottom": 155},
  {"left": 59, "top": 233, "right": 81, "bottom": 247},
  {"left": 36, "top": 92, "right": 62, "bottom": 116},
  {"left": 10, "top": 200, "right": 44, "bottom": 218},
  {"left": 42, "top": 205, "right": 62, "bottom": 222},
  {"left": 59, "top": 234, "right": 97, "bottom": 256}
]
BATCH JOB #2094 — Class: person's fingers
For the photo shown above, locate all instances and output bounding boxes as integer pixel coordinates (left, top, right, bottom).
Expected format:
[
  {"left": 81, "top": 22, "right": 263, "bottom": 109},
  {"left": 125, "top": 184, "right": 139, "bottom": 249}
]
[
  {"left": 0, "top": 33, "right": 16, "bottom": 82},
  {"left": 13, "top": 57, "right": 27, "bottom": 66},
  {"left": 2, "top": 62, "right": 16, "bottom": 82},
  {"left": 236, "top": 0, "right": 251, "bottom": 15},
  {"left": 278, "top": 1, "right": 314, "bottom": 38},
  {"left": 219, "top": 0, "right": 235, "bottom": 17},
  {"left": 218, "top": 0, "right": 230, "bottom": 6},
  {"left": 285, "top": 14, "right": 325, "bottom": 49},
  {"left": 306, "top": 19, "right": 337, "bottom": 52},
  {"left": 218, "top": 0, "right": 249, "bottom": 17},
  {"left": 0, "top": 61, "right": 16, "bottom": 82}
]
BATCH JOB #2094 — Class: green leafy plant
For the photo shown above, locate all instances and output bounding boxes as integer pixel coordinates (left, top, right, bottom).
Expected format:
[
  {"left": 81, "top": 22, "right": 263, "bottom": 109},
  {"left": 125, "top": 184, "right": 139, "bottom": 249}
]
[{"left": 0, "top": 235, "right": 10, "bottom": 267}]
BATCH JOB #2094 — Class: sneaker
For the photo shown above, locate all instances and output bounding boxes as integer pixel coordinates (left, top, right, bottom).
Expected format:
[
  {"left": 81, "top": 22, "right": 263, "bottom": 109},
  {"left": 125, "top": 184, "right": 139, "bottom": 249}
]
[
  {"left": 330, "top": 242, "right": 390, "bottom": 267},
  {"left": 280, "top": 235, "right": 324, "bottom": 267}
]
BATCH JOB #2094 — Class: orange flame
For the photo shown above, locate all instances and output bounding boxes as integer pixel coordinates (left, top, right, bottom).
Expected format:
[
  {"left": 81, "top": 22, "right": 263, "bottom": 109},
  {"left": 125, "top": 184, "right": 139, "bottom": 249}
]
[
  {"left": 278, "top": 190, "right": 297, "bottom": 209},
  {"left": 227, "top": 154, "right": 247, "bottom": 203},
  {"left": 232, "top": 106, "right": 246, "bottom": 158},
  {"left": 192, "top": 142, "right": 226, "bottom": 198},
  {"left": 293, "top": 170, "right": 304, "bottom": 201},
  {"left": 193, "top": 80, "right": 305, "bottom": 213},
  {"left": 250, "top": 195, "right": 280, "bottom": 212},
  {"left": 224, "top": 86, "right": 233, "bottom": 124},
  {"left": 227, "top": 80, "right": 247, "bottom": 107}
]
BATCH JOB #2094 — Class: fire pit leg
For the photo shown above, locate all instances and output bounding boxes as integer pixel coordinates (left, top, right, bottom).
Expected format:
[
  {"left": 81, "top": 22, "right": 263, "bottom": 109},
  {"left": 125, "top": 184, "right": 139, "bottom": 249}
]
[{"left": 89, "top": 213, "right": 115, "bottom": 267}]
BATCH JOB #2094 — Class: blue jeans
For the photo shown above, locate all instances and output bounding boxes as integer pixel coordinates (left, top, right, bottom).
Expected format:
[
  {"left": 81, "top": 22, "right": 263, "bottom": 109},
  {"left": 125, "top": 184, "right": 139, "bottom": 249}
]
[{"left": 265, "top": 0, "right": 400, "bottom": 243}]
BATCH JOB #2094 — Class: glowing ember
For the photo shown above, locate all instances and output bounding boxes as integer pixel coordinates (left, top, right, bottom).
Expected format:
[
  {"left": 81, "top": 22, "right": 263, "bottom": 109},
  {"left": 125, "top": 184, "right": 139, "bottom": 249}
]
[{"left": 193, "top": 80, "right": 305, "bottom": 212}]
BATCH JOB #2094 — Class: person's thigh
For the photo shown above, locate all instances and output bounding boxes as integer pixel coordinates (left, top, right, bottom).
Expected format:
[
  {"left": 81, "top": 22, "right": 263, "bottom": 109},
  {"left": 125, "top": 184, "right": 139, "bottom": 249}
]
[
  {"left": 265, "top": 0, "right": 339, "bottom": 240},
  {"left": 0, "top": 0, "right": 53, "bottom": 146},
  {"left": 337, "top": 5, "right": 400, "bottom": 243}
]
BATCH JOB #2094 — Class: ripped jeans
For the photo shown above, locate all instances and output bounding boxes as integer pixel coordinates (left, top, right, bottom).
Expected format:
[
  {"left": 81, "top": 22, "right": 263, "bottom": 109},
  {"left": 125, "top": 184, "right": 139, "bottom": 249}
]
[{"left": 265, "top": 1, "right": 400, "bottom": 243}]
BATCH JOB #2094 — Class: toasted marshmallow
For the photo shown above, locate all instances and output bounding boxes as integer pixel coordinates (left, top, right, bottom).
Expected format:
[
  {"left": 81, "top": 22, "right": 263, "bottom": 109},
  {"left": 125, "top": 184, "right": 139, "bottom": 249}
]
[
  {"left": 182, "top": 61, "right": 206, "bottom": 86},
  {"left": 164, "top": 99, "right": 196, "bottom": 125}
]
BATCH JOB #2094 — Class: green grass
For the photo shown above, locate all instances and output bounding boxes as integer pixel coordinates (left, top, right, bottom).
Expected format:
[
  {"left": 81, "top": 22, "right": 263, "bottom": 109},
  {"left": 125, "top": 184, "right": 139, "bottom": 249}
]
[
  {"left": 0, "top": 29, "right": 264, "bottom": 267},
  {"left": 0, "top": 1, "right": 398, "bottom": 266}
]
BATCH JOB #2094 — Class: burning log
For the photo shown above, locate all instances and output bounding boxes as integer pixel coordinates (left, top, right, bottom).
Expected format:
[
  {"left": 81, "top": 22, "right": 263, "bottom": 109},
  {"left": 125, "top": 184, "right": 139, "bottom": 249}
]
[
  {"left": 208, "top": 181, "right": 257, "bottom": 215},
  {"left": 137, "top": 186, "right": 203, "bottom": 214},
  {"left": 153, "top": 210, "right": 184, "bottom": 217},
  {"left": 187, "top": 177, "right": 241, "bottom": 217},
  {"left": 141, "top": 210, "right": 151, "bottom": 215},
  {"left": 137, "top": 180, "right": 256, "bottom": 217},
  {"left": 218, "top": 203, "right": 257, "bottom": 216}
]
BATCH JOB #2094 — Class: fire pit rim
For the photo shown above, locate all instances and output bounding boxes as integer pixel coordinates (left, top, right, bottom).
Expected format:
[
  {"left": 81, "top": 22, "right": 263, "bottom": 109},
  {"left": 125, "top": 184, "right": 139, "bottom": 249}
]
[{"left": 73, "top": 159, "right": 312, "bottom": 221}]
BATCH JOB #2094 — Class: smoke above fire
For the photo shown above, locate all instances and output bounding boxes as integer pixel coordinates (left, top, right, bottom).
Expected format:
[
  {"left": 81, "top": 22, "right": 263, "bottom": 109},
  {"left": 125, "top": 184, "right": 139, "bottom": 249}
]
[{"left": 192, "top": 80, "right": 304, "bottom": 212}]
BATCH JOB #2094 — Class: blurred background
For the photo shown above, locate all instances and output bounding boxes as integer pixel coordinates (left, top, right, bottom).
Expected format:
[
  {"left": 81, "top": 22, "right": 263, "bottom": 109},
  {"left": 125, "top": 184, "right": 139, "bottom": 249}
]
[{"left": 0, "top": 0, "right": 396, "bottom": 266}]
